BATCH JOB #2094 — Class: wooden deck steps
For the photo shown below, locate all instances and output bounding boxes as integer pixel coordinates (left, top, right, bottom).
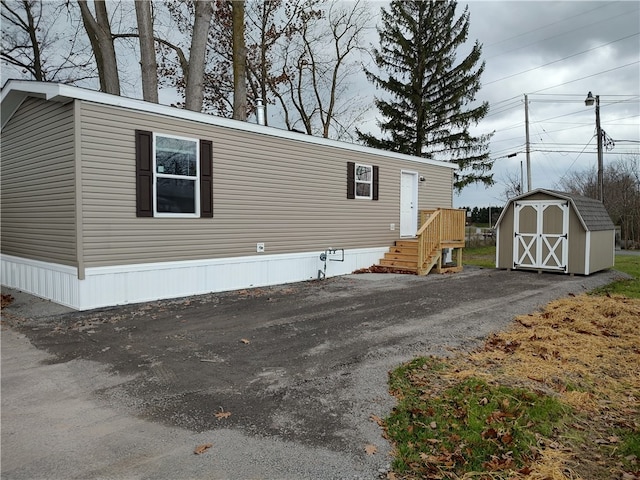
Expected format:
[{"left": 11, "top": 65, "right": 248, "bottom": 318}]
[
  {"left": 373, "top": 209, "right": 467, "bottom": 275},
  {"left": 376, "top": 239, "right": 464, "bottom": 275},
  {"left": 377, "top": 240, "right": 420, "bottom": 273}
]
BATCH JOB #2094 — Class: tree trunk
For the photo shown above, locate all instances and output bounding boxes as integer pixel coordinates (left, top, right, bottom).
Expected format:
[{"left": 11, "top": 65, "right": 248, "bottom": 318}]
[
  {"left": 231, "top": 0, "right": 247, "bottom": 121},
  {"left": 184, "top": 0, "right": 213, "bottom": 112},
  {"left": 25, "top": 0, "right": 44, "bottom": 80},
  {"left": 135, "top": 0, "right": 158, "bottom": 103},
  {"left": 77, "top": 0, "right": 120, "bottom": 95}
]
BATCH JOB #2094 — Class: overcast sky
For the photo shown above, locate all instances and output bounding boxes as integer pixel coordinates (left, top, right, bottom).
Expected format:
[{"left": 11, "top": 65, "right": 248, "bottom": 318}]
[
  {"left": 449, "top": 0, "right": 640, "bottom": 208},
  {"left": 3, "top": 0, "right": 637, "bottom": 212},
  {"left": 337, "top": 0, "right": 640, "bottom": 209}
]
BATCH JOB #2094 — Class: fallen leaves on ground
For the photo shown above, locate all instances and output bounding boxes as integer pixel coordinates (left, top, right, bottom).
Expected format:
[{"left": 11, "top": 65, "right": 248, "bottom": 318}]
[
  {"left": 365, "top": 444, "right": 378, "bottom": 455},
  {"left": 194, "top": 443, "right": 213, "bottom": 455},
  {"left": 370, "top": 414, "right": 385, "bottom": 426},
  {"left": 1, "top": 294, "right": 14, "bottom": 309},
  {"left": 352, "top": 265, "right": 417, "bottom": 275},
  {"left": 215, "top": 409, "right": 232, "bottom": 419},
  {"left": 460, "top": 294, "right": 640, "bottom": 410},
  {"left": 387, "top": 294, "right": 640, "bottom": 480},
  {"left": 457, "top": 294, "right": 640, "bottom": 479},
  {"left": 240, "top": 338, "right": 250, "bottom": 344}
]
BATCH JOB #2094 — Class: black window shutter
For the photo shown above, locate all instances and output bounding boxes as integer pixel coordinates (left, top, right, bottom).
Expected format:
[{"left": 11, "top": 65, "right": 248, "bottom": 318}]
[
  {"left": 200, "top": 139, "right": 213, "bottom": 218},
  {"left": 135, "top": 130, "right": 153, "bottom": 217},
  {"left": 372, "top": 165, "right": 379, "bottom": 201},
  {"left": 347, "top": 161, "right": 355, "bottom": 199}
]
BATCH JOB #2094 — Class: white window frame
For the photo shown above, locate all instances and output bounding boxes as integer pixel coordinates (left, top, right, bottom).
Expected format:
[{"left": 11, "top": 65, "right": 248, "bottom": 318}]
[
  {"left": 153, "top": 133, "right": 200, "bottom": 218},
  {"left": 354, "top": 163, "right": 373, "bottom": 199}
]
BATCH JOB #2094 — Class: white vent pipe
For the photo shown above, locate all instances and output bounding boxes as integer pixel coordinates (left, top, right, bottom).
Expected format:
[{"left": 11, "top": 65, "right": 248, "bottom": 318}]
[{"left": 256, "top": 98, "right": 266, "bottom": 126}]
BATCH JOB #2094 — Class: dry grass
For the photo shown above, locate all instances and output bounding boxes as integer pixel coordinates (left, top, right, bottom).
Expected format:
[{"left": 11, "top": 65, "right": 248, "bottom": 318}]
[{"left": 444, "top": 294, "right": 640, "bottom": 479}]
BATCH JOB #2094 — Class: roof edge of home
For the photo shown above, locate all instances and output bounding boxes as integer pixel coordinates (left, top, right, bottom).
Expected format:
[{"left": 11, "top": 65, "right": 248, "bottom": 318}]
[{"left": 1, "top": 79, "right": 458, "bottom": 171}]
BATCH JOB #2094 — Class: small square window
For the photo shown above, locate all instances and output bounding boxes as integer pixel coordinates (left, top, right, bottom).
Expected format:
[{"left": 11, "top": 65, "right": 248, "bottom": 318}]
[{"left": 355, "top": 164, "right": 373, "bottom": 199}]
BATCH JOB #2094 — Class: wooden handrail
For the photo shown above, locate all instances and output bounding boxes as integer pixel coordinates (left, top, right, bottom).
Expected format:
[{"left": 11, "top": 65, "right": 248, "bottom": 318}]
[
  {"left": 416, "top": 208, "right": 466, "bottom": 274},
  {"left": 416, "top": 210, "right": 441, "bottom": 275},
  {"left": 420, "top": 208, "right": 466, "bottom": 241}
]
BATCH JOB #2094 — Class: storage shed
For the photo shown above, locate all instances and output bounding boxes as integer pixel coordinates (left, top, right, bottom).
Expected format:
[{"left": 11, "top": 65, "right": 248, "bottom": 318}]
[{"left": 495, "top": 189, "right": 615, "bottom": 275}]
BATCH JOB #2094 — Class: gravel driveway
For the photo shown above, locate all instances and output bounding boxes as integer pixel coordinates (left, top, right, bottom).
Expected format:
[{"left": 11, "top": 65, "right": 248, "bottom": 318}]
[{"left": 1, "top": 267, "right": 626, "bottom": 479}]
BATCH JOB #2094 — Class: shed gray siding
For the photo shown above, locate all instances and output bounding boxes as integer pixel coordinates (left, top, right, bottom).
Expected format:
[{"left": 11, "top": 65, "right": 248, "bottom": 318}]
[
  {"left": 78, "top": 101, "right": 453, "bottom": 268},
  {"left": 0, "top": 97, "right": 77, "bottom": 266}
]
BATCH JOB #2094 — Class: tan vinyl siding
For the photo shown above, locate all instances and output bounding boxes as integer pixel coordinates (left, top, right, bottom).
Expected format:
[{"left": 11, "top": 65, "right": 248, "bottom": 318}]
[
  {"left": 589, "top": 230, "right": 614, "bottom": 273},
  {"left": 567, "top": 208, "right": 587, "bottom": 273},
  {"left": 1, "top": 97, "right": 77, "bottom": 265},
  {"left": 497, "top": 206, "right": 515, "bottom": 268},
  {"left": 78, "top": 101, "right": 454, "bottom": 268}
]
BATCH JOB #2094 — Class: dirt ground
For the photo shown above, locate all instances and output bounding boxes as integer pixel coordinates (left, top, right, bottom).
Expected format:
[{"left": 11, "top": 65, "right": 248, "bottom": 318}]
[{"left": 0, "top": 267, "right": 629, "bottom": 479}]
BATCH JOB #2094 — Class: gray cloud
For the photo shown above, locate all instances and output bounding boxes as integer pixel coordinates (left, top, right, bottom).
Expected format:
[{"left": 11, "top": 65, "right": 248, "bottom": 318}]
[{"left": 453, "top": 0, "right": 640, "bottom": 207}]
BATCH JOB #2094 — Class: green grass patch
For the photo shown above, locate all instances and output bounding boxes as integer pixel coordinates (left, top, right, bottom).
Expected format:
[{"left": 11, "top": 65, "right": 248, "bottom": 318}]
[
  {"left": 593, "top": 254, "right": 640, "bottom": 299},
  {"left": 462, "top": 245, "right": 496, "bottom": 268},
  {"left": 461, "top": 245, "right": 640, "bottom": 298},
  {"left": 385, "top": 259, "right": 639, "bottom": 478},
  {"left": 386, "top": 361, "right": 571, "bottom": 478}
]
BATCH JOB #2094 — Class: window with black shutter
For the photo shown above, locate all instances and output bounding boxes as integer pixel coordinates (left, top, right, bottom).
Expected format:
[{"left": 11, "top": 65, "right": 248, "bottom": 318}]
[
  {"left": 135, "top": 130, "right": 213, "bottom": 218},
  {"left": 347, "top": 161, "right": 378, "bottom": 201}
]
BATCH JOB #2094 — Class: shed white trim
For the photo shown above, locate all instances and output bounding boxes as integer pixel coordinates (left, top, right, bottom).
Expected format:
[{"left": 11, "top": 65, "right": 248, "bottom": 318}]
[{"left": 512, "top": 200, "right": 569, "bottom": 272}]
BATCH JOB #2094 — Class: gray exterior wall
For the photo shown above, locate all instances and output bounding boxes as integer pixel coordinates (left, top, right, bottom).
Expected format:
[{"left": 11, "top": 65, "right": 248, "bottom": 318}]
[
  {"left": 78, "top": 101, "right": 454, "bottom": 268},
  {"left": 0, "top": 97, "right": 77, "bottom": 266}
]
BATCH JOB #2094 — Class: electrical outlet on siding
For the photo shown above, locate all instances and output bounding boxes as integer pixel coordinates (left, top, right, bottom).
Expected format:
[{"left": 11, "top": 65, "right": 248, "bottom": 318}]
[
  {"left": 390, "top": 223, "right": 396, "bottom": 231},
  {"left": 256, "top": 243, "right": 265, "bottom": 253}
]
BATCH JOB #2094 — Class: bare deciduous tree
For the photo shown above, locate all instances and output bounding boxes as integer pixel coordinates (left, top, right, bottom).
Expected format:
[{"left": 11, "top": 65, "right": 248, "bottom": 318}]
[
  {"left": 245, "top": 0, "right": 310, "bottom": 124},
  {"left": 184, "top": 0, "right": 213, "bottom": 111},
  {"left": 135, "top": 0, "right": 158, "bottom": 103},
  {"left": 157, "top": 0, "right": 215, "bottom": 112},
  {"left": 557, "top": 156, "right": 640, "bottom": 248},
  {"left": 77, "top": 0, "right": 120, "bottom": 95},
  {"left": 500, "top": 168, "right": 523, "bottom": 201},
  {"left": 231, "top": 0, "right": 246, "bottom": 120},
  {"left": 275, "top": 0, "right": 372, "bottom": 139},
  {"left": 1, "top": 0, "right": 93, "bottom": 83}
]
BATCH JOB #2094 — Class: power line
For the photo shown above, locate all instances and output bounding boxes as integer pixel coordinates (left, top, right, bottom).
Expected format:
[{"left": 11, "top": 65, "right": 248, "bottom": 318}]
[
  {"left": 484, "top": 2, "right": 611, "bottom": 49},
  {"left": 490, "top": 95, "right": 522, "bottom": 106},
  {"left": 533, "top": 149, "right": 637, "bottom": 154},
  {"left": 557, "top": 137, "right": 594, "bottom": 185},
  {"left": 529, "top": 61, "right": 640, "bottom": 94},
  {"left": 484, "top": 7, "right": 639, "bottom": 61},
  {"left": 484, "top": 33, "right": 640, "bottom": 86}
]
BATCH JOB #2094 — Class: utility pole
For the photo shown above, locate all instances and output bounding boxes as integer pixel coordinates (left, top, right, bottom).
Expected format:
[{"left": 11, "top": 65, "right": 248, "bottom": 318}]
[
  {"left": 520, "top": 160, "right": 524, "bottom": 194},
  {"left": 595, "top": 95, "right": 604, "bottom": 201},
  {"left": 585, "top": 91, "right": 604, "bottom": 202},
  {"left": 524, "top": 94, "right": 532, "bottom": 191}
]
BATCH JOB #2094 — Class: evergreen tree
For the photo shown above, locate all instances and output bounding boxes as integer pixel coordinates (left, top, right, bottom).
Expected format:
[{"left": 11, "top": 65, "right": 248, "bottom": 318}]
[{"left": 358, "top": 0, "right": 493, "bottom": 191}]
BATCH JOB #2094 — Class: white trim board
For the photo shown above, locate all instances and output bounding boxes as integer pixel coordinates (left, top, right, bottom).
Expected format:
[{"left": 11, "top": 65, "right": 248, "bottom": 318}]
[
  {"left": 1, "top": 248, "right": 387, "bottom": 310},
  {"left": 1, "top": 80, "right": 458, "bottom": 170}
]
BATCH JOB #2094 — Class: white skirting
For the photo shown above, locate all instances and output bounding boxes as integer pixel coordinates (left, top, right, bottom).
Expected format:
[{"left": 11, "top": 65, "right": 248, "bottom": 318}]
[{"left": 1, "top": 247, "right": 387, "bottom": 310}]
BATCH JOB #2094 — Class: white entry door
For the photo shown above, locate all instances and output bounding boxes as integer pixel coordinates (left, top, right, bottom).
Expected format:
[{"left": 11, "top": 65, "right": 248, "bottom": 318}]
[
  {"left": 513, "top": 200, "right": 569, "bottom": 272},
  {"left": 400, "top": 171, "right": 418, "bottom": 237}
]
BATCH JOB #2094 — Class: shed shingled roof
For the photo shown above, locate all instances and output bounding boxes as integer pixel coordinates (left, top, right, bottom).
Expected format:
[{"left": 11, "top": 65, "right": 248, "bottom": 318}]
[
  {"left": 496, "top": 189, "right": 615, "bottom": 232},
  {"left": 546, "top": 190, "right": 615, "bottom": 231}
]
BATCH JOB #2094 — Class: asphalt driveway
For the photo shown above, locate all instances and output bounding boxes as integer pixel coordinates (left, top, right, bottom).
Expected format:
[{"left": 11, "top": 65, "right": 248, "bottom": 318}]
[{"left": 1, "top": 267, "right": 627, "bottom": 479}]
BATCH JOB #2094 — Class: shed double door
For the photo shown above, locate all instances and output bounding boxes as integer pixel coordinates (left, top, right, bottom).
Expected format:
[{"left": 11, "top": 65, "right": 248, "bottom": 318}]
[{"left": 513, "top": 200, "right": 569, "bottom": 272}]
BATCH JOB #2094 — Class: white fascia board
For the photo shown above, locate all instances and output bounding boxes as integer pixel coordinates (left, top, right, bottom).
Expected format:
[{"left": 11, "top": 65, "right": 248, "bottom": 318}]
[{"left": 1, "top": 79, "right": 458, "bottom": 171}]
